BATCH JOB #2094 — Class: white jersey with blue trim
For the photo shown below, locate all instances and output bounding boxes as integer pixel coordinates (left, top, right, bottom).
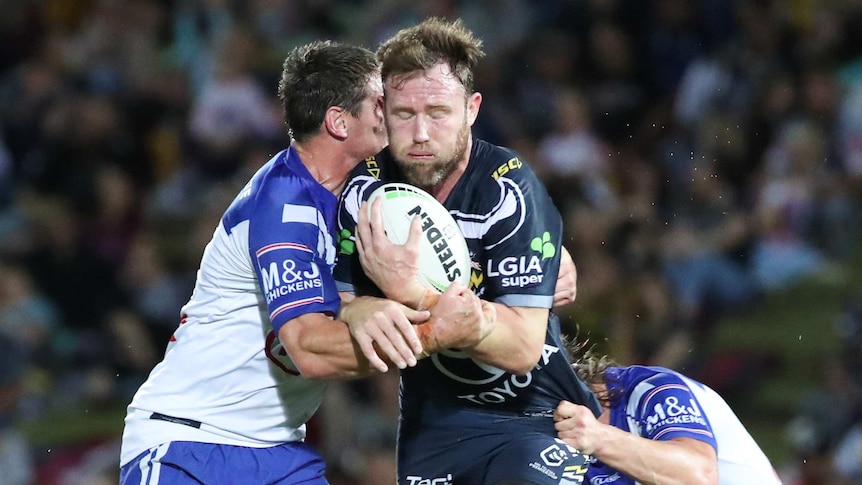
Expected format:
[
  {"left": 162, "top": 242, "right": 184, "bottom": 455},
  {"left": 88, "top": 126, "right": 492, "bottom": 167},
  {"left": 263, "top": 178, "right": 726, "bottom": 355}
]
[
  {"left": 590, "top": 365, "right": 782, "bottom": 485},
  {"left": 121, "top": 147, "right": 341, "bottom": 466}
]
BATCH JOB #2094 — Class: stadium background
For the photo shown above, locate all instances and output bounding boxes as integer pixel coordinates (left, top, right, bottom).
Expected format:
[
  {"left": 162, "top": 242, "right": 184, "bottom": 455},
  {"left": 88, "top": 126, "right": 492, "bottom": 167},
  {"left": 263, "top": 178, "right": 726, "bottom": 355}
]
[{"left": 1, "top": 0, "right": 861, "bottom": 483}]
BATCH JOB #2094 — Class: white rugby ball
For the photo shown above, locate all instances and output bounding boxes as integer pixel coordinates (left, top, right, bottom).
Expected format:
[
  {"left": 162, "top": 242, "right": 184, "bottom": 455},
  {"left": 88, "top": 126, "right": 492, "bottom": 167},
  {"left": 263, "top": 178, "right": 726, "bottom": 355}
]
[{"left": 367, "top": 182, "right": 471, "bottom": 292}]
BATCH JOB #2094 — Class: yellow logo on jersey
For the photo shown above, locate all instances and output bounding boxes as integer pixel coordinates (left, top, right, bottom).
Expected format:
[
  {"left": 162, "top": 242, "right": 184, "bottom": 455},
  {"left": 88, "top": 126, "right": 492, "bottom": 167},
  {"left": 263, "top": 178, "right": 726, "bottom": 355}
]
[
  {"left": 564, "top": 464, "right": 588, "bottom": 474},
  {"left": 491, "top": 157, "right": 522, "bottom": 180},
  {"left": 469, "top": 269, "right": 484, "bottom": 290},
  {"left": 365, "top": 157, "right": 380, "bottom": 179}
]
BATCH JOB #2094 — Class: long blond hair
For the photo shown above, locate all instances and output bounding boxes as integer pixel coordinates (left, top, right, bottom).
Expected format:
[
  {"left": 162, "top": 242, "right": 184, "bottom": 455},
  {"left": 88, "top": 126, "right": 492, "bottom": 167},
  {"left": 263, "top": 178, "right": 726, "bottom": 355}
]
[{"left": 567, "top": 336, "right": 622, "bottom": 405}]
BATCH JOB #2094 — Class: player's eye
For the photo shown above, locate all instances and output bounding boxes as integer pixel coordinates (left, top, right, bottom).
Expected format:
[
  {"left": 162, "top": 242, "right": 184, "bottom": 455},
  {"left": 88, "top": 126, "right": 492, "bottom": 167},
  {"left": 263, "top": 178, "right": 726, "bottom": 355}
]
[
  {"left": 428, "top": 108, "right": 449, "bottom": 119},
  {"left": 393, "top": 110, "right": 414, "bottom": 120}
]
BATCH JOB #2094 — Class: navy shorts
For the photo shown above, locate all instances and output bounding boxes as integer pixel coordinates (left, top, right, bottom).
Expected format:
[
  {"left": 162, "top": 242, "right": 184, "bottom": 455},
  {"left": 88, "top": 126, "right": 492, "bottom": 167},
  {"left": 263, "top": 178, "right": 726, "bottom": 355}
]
[
  {"left": 398, "top": 406, "right": 590, "bottom": 485},
  {"left": 120, "top": 441, "right": 329, "bottom": 485}
]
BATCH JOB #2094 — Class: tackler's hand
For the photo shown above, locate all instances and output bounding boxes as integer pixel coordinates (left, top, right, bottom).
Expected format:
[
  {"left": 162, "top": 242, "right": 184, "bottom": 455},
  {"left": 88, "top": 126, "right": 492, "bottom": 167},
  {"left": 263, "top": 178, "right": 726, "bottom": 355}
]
[
  {"left": 340, "top": 296, "right": 429, "bottom": 372},
  {"left": 416, "top": 282, "right": 494, "bottom": 352},
  {"left": 553, "top": 246, "right": 577, "bottom": 308},
  {"left": 554, "top": 400, "right": 605, "bottom": 455}
]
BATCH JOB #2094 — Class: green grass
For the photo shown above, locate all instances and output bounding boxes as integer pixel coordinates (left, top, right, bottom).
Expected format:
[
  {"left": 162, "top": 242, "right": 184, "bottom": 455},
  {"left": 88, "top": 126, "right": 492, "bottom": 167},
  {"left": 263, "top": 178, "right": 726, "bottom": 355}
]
[
  {"left": 20, "top": 404, "right": 127, "bottom": 449},
  {"left": 705, "top": 246, "right": 862, "bottom": 467}
]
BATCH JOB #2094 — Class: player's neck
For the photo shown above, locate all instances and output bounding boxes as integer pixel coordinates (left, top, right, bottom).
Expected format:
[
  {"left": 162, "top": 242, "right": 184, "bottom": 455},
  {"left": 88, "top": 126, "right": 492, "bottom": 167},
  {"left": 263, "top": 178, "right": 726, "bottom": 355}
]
[
  {"left": 427, "top": 138, "right": 472, "bottom": 203},
  {"left": 293, "top": 140, "right": 354, "bottom": 197}
]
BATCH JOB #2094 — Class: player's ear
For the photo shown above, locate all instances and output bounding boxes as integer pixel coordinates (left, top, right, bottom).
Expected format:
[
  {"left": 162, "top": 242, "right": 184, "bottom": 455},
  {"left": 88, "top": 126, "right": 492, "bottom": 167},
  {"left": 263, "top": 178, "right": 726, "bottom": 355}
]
[
  {"left": 466, "top": 92, "right": 482, "bottom": 127},
  {"left": 324, "top": 106, "right": 349, "bottom": 140}
]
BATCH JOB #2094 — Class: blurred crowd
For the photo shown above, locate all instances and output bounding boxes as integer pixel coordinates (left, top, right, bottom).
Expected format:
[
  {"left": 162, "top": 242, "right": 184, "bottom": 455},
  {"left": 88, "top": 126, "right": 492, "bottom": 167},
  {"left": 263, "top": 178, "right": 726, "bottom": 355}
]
[{"left": 1, "top": 0, "right": 861, "bottom": 483}]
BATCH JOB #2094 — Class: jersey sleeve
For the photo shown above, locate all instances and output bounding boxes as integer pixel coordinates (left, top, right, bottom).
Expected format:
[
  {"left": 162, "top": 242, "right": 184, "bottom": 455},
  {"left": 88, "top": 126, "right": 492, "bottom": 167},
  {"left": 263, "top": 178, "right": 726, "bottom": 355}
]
[
  {"left": 627, "top": 372, "right": 718, "bottom": 449},
  {"left": 480, "top": 161, "right": 562, "bottom": 308},
  {"left": 248, "top": 182, "right": 341, "bottom": 333}
]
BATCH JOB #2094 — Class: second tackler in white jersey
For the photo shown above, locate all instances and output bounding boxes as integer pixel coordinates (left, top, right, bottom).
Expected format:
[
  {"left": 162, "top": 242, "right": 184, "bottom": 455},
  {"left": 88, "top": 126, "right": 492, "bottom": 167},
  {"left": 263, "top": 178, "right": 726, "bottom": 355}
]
[{"left": 121, "top": 148, "right": 342, "bottom": 466}]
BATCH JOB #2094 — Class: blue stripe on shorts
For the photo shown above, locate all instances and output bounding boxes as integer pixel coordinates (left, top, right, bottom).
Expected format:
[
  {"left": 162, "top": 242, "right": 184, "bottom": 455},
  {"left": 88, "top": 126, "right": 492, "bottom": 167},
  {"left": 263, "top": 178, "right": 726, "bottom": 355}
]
[{"left": 120, "top": 441, "right": 329, "bottom": 484}]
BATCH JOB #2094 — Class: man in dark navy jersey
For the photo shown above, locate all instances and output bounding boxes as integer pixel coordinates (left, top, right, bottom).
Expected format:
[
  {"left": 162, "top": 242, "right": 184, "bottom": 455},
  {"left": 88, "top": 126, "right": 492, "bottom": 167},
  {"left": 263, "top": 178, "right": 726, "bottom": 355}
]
[{"left": 335, "top": 18, "right": 600, "bottom": 485}]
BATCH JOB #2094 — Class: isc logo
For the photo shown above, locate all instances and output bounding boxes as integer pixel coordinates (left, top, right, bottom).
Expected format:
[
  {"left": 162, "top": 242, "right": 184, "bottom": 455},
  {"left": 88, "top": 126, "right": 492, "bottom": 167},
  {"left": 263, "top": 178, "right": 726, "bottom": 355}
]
[{"left": 491, "top": 157, "right": 522, "bottom": 180}]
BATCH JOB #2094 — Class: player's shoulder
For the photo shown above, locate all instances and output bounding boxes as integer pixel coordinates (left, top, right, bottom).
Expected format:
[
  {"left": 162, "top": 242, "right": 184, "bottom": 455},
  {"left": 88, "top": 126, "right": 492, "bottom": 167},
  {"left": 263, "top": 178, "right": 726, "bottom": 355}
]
[
  {"left": 610, "top": 365, "right": 692, "bottom": 399},
  {"left": 626, "top": 365, "right": 688, "bottom": 387},
  {"left": 237, "top": 149, "right": 295, "bottom": 195},
  {"left": 348, "top": 148, "right": 398, "bottom": 180},
  {"left": 224, "top": 149, "right": 324, "bottom": 228},
  {"left": 613, "top": 366, "right": 700, "bottom": 416},
  {"left": 259, "top": 149, "right": 340, "bottom": 211},
  {"left": 342, "top": 149, "right": 395, "bottom": 195},
  {"left": 470, "top": 138, "right": 540, "bottom": 185}
]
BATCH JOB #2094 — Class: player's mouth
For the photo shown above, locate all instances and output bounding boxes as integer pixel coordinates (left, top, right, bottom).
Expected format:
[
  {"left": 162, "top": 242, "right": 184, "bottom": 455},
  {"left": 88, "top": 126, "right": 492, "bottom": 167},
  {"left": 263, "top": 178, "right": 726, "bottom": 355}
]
[{"left": 407, "top": 151, "right": 435, "bottom": 160}]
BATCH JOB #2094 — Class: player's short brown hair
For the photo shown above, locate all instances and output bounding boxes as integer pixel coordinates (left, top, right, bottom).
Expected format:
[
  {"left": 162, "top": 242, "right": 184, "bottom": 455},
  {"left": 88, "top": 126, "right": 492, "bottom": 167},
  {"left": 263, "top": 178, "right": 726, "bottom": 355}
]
[
  {"left": 278, "top": 41, "right": 379, "bottom": 142},
  {"left": 377, "top": 18, "right": 485, "bottom": 94}
]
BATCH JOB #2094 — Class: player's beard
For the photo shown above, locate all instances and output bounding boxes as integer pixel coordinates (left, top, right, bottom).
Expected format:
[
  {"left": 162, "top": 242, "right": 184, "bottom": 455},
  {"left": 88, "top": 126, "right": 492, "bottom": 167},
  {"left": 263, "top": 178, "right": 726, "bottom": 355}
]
[{"left": 395, "top": 120, "right": 470, "bottom": 189}]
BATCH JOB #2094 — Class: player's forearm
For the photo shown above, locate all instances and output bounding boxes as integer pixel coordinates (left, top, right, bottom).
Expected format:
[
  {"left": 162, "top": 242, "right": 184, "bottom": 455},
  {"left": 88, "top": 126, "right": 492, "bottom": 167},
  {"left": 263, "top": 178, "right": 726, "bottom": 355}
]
[
  {"left": 592, "top": 431, "right": 718, "bottom": 485},
  {"left": 391, "top": 281, "right": 440, "bottom": 310},
  {"left": 279, "top": 315, "right": 376, "bottom": 380},
  {"left": 463, "top": 304, "right": 546, "bottom": 375}
]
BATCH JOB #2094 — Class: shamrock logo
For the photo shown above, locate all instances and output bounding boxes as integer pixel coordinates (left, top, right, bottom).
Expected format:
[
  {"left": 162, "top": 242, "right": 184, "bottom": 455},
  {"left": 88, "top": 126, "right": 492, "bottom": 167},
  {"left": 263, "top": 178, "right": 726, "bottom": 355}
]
[
  {"left": 530, "top": 232, "right": 556, "bottom": 260},
  {"left": 338, "top": 228, "right": 355, "bottom": 255}
]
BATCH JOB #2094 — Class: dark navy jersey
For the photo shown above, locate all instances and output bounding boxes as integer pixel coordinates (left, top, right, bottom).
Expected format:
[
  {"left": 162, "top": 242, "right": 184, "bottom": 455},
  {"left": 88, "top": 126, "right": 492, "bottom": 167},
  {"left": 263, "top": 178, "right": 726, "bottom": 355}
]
[{"left": 335, "top": 139, "right": 600, "bottom": 417}]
